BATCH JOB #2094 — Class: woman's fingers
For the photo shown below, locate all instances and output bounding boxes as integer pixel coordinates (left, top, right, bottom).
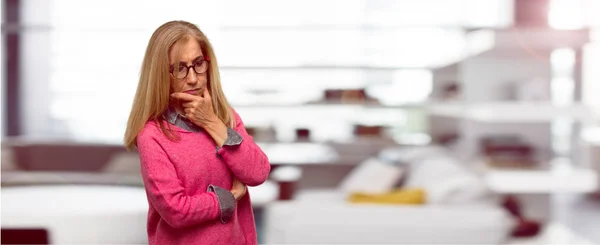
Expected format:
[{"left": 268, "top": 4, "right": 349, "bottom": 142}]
[
  {"left": 170, "top": 92, "right": 196, "bottom": 101},
  {"left": 203, "top": 87, "right": 211, "bottom": 100}
]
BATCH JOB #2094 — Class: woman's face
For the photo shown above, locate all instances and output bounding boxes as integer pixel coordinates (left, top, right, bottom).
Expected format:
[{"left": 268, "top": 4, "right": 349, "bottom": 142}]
[{"left": 168, "top": 37, "right": 208, "bottom": 96}]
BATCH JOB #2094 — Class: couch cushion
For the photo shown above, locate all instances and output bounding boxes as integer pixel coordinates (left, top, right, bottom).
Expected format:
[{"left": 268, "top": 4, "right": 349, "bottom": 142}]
[
  {"left": 347, "top": 188, "right": 426, "bottom": 205},
  {"left": 404, "top": 155, "right": 491, "bottom": 205},
  {"left": 338, "top": 157, "right": 405, "bottom": 195}
]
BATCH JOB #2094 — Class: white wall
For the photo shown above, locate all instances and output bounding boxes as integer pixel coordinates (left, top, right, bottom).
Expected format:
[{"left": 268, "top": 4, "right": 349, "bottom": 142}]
[{"left": 462, "top": 53, "right": 552, "bottom": 103}]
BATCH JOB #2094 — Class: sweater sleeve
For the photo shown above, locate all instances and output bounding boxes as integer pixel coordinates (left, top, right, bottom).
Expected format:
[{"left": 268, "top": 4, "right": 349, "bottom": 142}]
[
  {"left": 137, "top": 132, "right": 235, "bottom": 228},
  {"left": 216, "top": 109, "right": 271, "bottom": 186}
]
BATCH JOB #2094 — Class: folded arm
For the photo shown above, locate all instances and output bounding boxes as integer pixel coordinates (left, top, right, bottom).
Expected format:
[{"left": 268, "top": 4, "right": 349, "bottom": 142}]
[
  {"left": 137, "top": 134, "right": 235, "bottom": 228},
  {"left": 205, "top": 109, "right": 271, "bottom": 186}
]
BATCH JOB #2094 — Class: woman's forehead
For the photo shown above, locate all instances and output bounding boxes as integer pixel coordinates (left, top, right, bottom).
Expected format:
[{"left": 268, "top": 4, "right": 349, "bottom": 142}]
[{"left": 169, "top": 38, "right": 204, "bottom": 63}]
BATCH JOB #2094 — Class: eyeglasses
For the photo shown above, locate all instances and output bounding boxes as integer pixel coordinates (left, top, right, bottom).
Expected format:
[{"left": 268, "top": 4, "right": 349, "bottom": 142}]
[{"left": 169, "top": 57, "right": 210, "bottom": 79}]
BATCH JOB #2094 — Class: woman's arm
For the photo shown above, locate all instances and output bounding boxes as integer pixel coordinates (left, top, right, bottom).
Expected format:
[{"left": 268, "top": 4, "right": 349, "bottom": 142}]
[
  {"left": 207, "top": 109, "right": 271, "bottom": 186},
  {"left": 137, "top": 133, "right": 236, "bottom": 228},
  {"left": 172, "top": 91, "right": 270, "bottom": 186}
]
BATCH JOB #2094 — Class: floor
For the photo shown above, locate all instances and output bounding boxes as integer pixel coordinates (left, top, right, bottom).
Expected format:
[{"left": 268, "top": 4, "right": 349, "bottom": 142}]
[
  {"left": 553, "top": 193, "right": 600, "bottom": 244},
  {"left": 504, "top": 193, "right": 600, "bottom": 245}
]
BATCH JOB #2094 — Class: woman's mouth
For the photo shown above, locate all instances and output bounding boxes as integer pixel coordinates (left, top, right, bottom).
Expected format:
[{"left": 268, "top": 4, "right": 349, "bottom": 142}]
[{"left": 184, "top": 89, "right": 200, "bottom": 95}]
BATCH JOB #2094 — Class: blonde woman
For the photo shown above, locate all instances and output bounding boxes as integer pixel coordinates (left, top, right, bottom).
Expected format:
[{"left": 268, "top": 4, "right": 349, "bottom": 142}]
[{"left": 124, "top": 20, "right": 271, "bottom": 245}]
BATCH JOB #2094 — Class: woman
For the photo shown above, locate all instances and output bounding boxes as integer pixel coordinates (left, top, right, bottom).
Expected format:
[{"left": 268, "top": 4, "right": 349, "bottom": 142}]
[{"left": 124, "top": 20, "right": 271, "bottom": 245}]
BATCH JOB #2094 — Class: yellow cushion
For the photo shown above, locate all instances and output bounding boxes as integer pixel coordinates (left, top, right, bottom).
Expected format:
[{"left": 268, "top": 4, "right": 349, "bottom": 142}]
[{"left": 347, "top": 188, "right": 426, "bottom": 205}]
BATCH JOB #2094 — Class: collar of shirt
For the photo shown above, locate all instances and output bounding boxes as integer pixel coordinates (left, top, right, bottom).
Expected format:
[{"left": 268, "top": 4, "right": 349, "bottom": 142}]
[{"left": 162, "top": 106, "right": 202, "bottom": 133}]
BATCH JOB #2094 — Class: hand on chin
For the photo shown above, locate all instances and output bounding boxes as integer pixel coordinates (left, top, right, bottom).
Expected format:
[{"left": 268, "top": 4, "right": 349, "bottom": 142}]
[{"left": 171, "top": 88, "right": 215, "bottom": 128}]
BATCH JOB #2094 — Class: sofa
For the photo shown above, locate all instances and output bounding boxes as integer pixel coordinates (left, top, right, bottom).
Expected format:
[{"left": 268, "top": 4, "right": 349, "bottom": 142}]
[
  {"left": 1, "top": 139, "right": 149, "bottom": 244},
  {"left": 263, "top": 146, "right": 515, "bottom": 244}
]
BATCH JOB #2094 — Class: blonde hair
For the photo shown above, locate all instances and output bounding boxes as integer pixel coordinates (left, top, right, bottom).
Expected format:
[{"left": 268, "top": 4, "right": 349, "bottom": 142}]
[{"left": 124, "top": 20, "right": 234, "bottom": 151}]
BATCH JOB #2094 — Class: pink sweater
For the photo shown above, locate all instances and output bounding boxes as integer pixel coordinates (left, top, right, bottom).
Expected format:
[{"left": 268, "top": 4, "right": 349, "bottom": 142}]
[{"left": 136, "top": 109, "right": 271, "bottom": 245}]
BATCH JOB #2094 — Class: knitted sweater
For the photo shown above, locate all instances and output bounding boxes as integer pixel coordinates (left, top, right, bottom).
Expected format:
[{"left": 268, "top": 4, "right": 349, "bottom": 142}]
[{"left": 136, "top": 109, "right": 271, "bottom": 245}]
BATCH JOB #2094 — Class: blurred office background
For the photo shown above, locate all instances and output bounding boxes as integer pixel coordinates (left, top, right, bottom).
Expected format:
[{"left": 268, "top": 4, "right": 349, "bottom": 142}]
[{"left": 2, "top": 0, "right": 600, "bottom": 244}]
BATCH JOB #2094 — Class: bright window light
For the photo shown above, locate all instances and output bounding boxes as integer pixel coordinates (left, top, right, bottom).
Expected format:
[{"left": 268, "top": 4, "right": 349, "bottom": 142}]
[
  {"left": 551, "top": 48, "right": 576, "bottom": 76},
  {"left": 584, "top": 0, "right": 600, "bottom": 27},
  {"left": 583, "top": 41, "right": 600, "bottom": 107},
  {"left": 366, "top": 69, "right": 433, "bottom": 105},
  {"left": 548, "top": 0, "right": 586, "bottom": 30},
  {"left": 550, "top": 48, "right": 576, "bottom": 107},
  {"left": 25, "top": 0, "right": 510, "bottom": 141}
]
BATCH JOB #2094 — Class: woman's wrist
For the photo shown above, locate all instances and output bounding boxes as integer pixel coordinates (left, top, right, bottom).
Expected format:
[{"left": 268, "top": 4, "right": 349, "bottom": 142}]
[
  {"left": 203, "top": 118, "right": 228, "bottom": 147},
  {"left": 230, "top": 186, "right": 247, "bottom": 201}
]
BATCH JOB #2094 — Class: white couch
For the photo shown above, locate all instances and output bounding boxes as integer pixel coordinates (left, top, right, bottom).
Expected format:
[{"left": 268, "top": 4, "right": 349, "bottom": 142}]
[
  {"left": 263, "top": 146, "right": 515, "bottom": 244},
  {"left": 2, "top": 185, "right": 148, "bottom": 244}
]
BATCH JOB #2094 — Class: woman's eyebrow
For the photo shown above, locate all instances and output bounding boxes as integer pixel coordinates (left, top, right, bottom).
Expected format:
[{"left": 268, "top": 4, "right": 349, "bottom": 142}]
[
  {"left": 192, "top": 56, "right": 204, "bottom": 63},
  {"left": 175, "top": 56, "right": 203, "bottom": 66}
]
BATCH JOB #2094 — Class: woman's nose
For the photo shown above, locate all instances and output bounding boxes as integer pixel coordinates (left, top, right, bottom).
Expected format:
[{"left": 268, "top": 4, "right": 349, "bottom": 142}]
[{"left": 186, "top": 69, "right": 198, "bottom": 84}]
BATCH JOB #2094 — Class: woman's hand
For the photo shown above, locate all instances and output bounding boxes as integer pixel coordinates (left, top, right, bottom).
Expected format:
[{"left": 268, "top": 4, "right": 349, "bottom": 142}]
[
  {"left": 172, "top": 88, "right": 229, "bottom": 146},
  {"left": 230, "top": 177, "right": 247, "bottom": 201},
  {"left": 171, "top": 88, "right": 218, "bottom": 128}
]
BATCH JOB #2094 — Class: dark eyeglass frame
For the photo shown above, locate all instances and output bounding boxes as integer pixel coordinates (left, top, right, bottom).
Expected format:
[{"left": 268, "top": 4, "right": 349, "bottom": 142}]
[{"left": 169, "top": 56, "right": 211, "bottom": 79}]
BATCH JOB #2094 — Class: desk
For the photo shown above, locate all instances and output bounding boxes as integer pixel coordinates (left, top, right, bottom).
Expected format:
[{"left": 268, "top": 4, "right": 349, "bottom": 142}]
[{"left": 1, "top": 185, "right": 148, "bottom": 244}]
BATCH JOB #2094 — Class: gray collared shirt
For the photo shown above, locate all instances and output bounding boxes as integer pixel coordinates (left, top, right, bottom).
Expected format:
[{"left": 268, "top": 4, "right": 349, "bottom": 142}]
[{"left": 162, "top": 107, "right": 243, "bottom": 146}]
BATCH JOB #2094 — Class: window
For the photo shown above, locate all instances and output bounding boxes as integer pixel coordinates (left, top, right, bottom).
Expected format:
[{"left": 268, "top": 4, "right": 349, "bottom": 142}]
[{"left": 17, "top": 0, "right": 513, "bottom": 143}]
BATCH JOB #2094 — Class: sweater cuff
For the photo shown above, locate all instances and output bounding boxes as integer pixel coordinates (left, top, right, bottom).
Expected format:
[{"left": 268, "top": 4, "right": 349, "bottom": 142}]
[
  {"left": 207, "top": 185, "right": 236, "bottom": 224},
  {"left": 215, "top": 128, "right": 243, "bottom": 155},
  {"left": 224, "top": 127, "right": 243, "bottom": 146}
]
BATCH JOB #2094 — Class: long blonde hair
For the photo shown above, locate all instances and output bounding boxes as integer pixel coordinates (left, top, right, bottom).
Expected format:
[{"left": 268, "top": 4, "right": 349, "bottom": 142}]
[{"left": 124, "top": 20, "right": 234, "bottom": 151}]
